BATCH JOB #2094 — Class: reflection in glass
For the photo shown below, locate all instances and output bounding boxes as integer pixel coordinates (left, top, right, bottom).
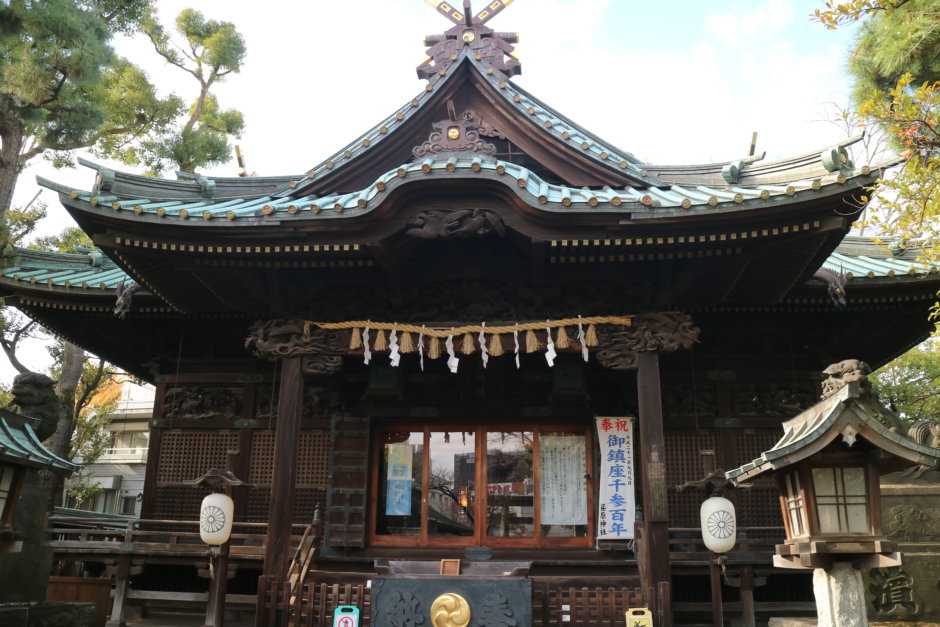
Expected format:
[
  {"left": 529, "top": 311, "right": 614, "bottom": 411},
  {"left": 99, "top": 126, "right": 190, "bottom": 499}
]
[
  {"left": 784, "top": 472, "right": 806, "bottom": 537},
  {"left": 376, "top": 432, "right": 423, "bottom": 536},
  {"left": 812, "top": 466, "right": 869, "bottom": 534},
  {"left": 486, "top": 431, "right": 534, "bottom": 537},
  {"left": 428, "top": 431, "right": 476, "bottom": 537}
]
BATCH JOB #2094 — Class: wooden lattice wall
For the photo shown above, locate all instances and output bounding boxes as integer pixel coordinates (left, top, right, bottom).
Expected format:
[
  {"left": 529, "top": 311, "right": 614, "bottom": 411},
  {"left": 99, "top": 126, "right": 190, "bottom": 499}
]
[
  {"left": 153, "top": 430, "right": 241, "bottom": 520},
  {"left": 247, "top": 430, "right": 330, "bottom": 523},
  {"left": 664, "top": 429, "right": 780, "bottom": 528},
  {"left": 151, "top": 428, "right": 330, "bottom": 523}
]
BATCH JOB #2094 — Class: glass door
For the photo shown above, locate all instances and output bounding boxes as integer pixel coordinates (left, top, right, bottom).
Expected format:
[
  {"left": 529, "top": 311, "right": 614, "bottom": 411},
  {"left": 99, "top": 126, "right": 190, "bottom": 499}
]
[{"left": 371, "top": 423, "right": 593, "bottom": 548}]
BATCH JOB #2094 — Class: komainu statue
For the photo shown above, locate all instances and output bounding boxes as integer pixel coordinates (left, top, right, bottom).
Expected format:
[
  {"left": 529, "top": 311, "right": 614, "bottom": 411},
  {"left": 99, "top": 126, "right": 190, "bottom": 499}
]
[
  {"left": 821, "top": 359, "right": 871, "bottom": 398},
  {"left": 9, "top": 372, "right": 60, "bottom": 441}
]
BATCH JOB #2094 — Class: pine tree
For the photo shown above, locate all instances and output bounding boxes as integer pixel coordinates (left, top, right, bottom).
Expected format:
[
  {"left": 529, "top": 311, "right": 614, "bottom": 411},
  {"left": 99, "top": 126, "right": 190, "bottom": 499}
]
[{"left": 0, "top": 0, "right": 178, "bottom": 220}]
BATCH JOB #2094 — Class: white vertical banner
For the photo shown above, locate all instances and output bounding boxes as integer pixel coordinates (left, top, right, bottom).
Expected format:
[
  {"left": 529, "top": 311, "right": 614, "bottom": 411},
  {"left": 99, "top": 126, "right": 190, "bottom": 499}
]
[{"left": 595, "top": 417, "right": 636, "bottom": 539}]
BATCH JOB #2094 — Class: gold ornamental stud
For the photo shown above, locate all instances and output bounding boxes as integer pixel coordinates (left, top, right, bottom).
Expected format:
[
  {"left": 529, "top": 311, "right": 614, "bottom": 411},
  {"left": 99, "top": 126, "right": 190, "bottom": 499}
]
[{"left": 430, "top": 593, "right": 470, "bottom": 627}]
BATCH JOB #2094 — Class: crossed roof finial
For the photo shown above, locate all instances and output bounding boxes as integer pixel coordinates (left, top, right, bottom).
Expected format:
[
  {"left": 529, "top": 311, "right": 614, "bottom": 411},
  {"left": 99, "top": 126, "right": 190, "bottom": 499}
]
[
  {"left": 424, "top": 0, "right": 516, "bottom": 26},
  {"left": 419, "top": 0, "right": 521, "bottom": 81}
]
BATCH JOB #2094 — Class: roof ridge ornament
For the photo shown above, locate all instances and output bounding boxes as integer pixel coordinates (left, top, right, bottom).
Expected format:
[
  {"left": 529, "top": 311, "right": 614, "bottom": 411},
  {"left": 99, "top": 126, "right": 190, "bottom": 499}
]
[
  {"left": 413, "top": 100, "right": 497, "bottom": 158},
  {"left": 419, "top": 0, "right": 521, "bottom": 81}
]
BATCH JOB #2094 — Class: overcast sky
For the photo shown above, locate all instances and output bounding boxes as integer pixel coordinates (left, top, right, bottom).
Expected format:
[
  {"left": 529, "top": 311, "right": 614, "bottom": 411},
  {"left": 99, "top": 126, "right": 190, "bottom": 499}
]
[{"left": 5, "top": 0, "right": 859, "bottom": 380}]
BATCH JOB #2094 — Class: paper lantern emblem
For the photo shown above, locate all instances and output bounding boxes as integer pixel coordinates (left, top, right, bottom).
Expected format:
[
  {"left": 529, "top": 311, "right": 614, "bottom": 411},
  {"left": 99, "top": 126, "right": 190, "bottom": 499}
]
[
  {"left": 700, "top": 496, "right": 736, "bottom": 553},
  {"left": 707, "top": 509, "right": 734, "bottom": 539},
  {"left": 199, "top": 493, "right": 234, "bottom": 545},
  {"left": 201, "top": 505, "right": 226, "bottom": 533}
]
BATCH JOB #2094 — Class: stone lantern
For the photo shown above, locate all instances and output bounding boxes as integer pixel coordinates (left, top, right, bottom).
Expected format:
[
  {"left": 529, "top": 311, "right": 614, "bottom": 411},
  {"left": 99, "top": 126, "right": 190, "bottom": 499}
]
[{"left": 726, "top": 360, "right": 940, "bottom": 626}]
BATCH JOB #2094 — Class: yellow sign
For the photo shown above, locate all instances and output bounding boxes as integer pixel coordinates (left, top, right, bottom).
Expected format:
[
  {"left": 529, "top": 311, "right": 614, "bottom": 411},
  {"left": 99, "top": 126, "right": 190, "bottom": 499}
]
[{"left": 625, "top": 608, "right": 653, "bottom": 627}]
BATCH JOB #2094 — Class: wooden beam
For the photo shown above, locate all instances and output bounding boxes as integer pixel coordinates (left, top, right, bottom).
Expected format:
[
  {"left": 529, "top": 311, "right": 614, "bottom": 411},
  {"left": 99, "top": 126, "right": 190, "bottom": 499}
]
[
  {"left": 636, "top": 350, "right": 672, "bottom": 627},
  {"left": 262, "top": 357, "right": 304, "bottom": 580}
]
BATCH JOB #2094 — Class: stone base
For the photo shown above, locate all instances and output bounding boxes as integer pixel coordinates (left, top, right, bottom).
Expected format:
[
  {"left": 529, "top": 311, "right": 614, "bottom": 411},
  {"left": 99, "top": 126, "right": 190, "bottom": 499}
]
[
  {"left": 0, "top": 602, "right": 97, "bottom": 627},
  {"left": 0, "top": 545, "right": 55, "bottom": 603},
  {"left": 769, "top": 620, "right": 817, "bottom": 627},
  {"left": 814, "top": 563, "right": 868, "bottom": 627}
]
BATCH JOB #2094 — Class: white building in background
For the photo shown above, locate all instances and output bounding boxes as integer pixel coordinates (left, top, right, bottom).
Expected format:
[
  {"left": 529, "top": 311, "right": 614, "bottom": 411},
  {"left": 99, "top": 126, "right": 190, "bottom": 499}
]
[{"left": 64, "top": 381, "right": 154, "bottom": 516}]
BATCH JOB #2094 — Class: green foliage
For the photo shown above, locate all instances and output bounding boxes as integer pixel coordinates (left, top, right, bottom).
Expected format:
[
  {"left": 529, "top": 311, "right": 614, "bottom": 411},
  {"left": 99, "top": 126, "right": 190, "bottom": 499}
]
[
  {"left": 0, "top": 0, "right": 178, "bottom": 217},
  {"left": 2, "top": 198, "right": 46, "bottom": 246},
  {"left": 65, "top": 473, "right": 103, "bottom": 507},
  {"left": 28, "top": 226, "right": 93, "bottom": 253},
  {"left": 0, "top": 2, "right": 245, "bottom": 216},
  {"left": 815, "top": 1, "right": 940, "bottom": 324},
  {"left": 76, "top": 56, "right": 184, "bottom": 170},
  {"left": 872, "top": 339, "right": 940, "bottom": 421},
  {"left": 845, "top": 1, "right": 940, "bottom": 105},
  {"left": 0, "top": 382, "right": 12, "bottom": 408},
  {"left": 68, "top": 377, "right": 117, "bottom": 463},
  {"left": 139, "top": 8, "right": 246, "bottom": 174},
  {"left": 0, "top": 0, "right": 156, "bottom": 157}
]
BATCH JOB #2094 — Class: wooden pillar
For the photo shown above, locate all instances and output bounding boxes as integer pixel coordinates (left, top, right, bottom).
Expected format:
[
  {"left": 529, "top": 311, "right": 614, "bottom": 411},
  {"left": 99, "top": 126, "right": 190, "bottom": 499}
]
[
  {"left": 105, "top": 521, "right": 135, "bottom": 627},
  {"left": 203, "top": 542, "right": 231, "bottom": 627},
  {"left": 262, "top": 356, "right": 304, "bottom": 579},
  {"left": 636, "top": 350, "right": 672, "bottom": 627},
  {"left": 709, "top": 553, "right": 724, "bottom": 627}
]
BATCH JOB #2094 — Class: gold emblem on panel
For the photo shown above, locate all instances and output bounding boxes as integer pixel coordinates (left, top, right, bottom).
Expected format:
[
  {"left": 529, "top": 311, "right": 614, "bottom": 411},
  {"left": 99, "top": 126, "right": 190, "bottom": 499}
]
[{"left": 430, "top": 593, "right": 471, "bottom": 627}]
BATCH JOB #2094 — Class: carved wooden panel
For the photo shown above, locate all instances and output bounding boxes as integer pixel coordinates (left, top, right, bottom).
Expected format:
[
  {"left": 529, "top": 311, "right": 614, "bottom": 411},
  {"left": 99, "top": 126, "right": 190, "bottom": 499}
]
[
  {"left": 730, "top": 383, "right": 815, "bottom": 418},
  {"left": 161, "top": 386, "right": 244, "bottom": 422},
  {"left": 661, "top": 383, "right": 718, "bottom": 418}
]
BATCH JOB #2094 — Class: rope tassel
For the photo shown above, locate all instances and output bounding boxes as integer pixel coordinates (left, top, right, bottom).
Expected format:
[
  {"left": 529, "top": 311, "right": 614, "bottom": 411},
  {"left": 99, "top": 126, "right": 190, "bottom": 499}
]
[
  {"left": 429, "top": 336, "right": 441, "bottom": 360},
  {"left": 373, "top": 329, "right": 388, "bottom": 352},
  {"left": 525, "top": 329, "right": 541, "bottom": 353},
  {"left": 555, "top": 326, "right": 570, "bottom": 349},
  {"left": 348, "top": 327, "right": 362, "bottom": 350},
  {"left": 585, "top": 324, "right": 598, "bottom": 347},
  {"left": 461, "top": 333, "right": 475, "bottom": 355},
  {"left": 488, "top": 333, "right": 504, "bottom": 357},
  {"left": 399, "top": 331, "right": 415, "bottom": 354}
]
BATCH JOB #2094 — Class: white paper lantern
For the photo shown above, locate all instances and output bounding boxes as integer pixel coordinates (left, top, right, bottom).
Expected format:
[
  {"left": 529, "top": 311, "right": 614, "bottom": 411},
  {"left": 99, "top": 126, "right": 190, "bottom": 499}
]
[
  {"left": 700, "top": 495, "right": 736, "bottom": 553},
  {"left": 199, "top": 492, "right": 234, "bottom": 545}
]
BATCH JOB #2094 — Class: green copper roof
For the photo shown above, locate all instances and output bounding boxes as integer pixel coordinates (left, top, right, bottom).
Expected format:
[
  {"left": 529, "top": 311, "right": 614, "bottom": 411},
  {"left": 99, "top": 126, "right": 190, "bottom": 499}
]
[
  {"left": 0, "top": 410, "right": 78, "bottom": 474},
  {"left": 821, "top": 236, "right": 938, "bottom": 280},
  {"left": 286, "top": 50, "right": 664, "bottom": 194},
  {"left": 40, "top": 153, "right": 880, "bottom": 225},
  {"left": 3, "top": 248, "right": 130, "bottom": 291},
  {"left": 726, "top": 382, "right": 940, "bottom": 485}
]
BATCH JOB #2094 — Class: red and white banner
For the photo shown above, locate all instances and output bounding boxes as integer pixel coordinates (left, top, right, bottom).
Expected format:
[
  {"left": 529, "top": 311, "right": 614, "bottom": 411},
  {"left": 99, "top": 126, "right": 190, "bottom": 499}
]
[{"left": 595, "top": 417, "right": 636, "bottom": 539}]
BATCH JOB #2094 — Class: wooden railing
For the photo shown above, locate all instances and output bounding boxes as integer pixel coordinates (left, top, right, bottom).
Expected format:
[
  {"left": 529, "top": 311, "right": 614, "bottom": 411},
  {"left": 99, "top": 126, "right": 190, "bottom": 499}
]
[
  {"left": 46, "top": 519, "right": 794, "bottom": 626},
  {"left": 46, "top": 517, "right": 306, "bottom": 559},
  {"left": 255, "top": 580, "right": 646, "bottom": 627},
  {"left": 668, "top": 525, "right": 784, "bottom": 565},
  {"left": 46, "top": 517, "right": 307, "bottom": 627},
  {"left": 257, "top": 580, "right": 370, "bottom": 627},
  {"left": 287, "top": 508, "right": 324, "bottom": 605}
]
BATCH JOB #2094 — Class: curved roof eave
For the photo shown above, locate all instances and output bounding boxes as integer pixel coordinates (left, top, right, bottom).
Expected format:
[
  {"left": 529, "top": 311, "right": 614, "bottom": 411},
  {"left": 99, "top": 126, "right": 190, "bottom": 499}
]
[
  {"left": 40, "top": 155, "right": 881, "bottom": 229},
  {"left": 644, "top": 135, "right": 901, "bottom": 187},
  {"left": 75, "top": 157, "right": 304, "bottom": 202},
  {"left": 726, "top": 382, "right": 940, "bottom": 485}
]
